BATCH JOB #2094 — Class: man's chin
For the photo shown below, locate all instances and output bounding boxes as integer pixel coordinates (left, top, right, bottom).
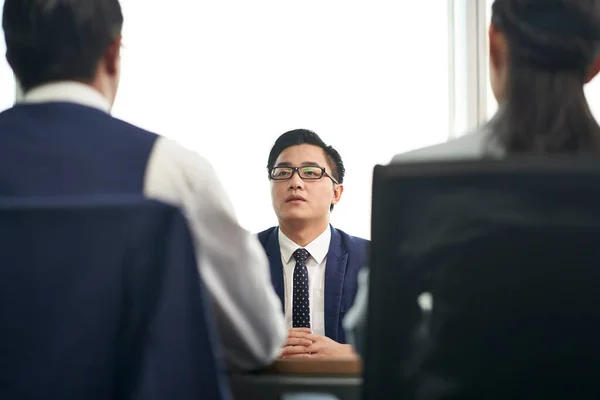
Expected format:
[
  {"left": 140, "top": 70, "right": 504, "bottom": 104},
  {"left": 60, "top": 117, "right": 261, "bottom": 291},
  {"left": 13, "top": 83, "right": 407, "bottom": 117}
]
[
  {"left": 279, "top": 209, "right": 312, "bottom": 222},
  {"left": 281, "top": 213, "right": 308, "bottom": 222}
]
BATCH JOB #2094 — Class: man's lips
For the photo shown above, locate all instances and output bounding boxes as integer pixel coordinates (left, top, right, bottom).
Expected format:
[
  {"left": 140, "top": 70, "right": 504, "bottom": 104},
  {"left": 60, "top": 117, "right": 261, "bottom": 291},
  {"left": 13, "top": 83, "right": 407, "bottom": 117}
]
[{"left": 286, "top": 195, "right": 306, "bottom": 202}]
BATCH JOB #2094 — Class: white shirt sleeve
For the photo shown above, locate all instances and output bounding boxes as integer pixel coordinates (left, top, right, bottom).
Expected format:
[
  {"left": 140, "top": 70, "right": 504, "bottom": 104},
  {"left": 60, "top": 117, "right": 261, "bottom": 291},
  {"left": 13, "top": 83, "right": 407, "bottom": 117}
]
[
  {"left": 143, "top": 137, "right": 286, "bottom": 371},
  {"left": 342, "top": 268, "right": 369, "bottom": 355}
]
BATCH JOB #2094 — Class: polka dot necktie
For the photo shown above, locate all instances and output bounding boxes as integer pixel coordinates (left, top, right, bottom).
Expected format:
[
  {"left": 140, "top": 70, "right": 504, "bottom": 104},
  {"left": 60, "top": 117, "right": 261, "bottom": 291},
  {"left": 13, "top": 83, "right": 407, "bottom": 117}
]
[{"left": 292, "top": 248, "right": 311, "bottom": 328}]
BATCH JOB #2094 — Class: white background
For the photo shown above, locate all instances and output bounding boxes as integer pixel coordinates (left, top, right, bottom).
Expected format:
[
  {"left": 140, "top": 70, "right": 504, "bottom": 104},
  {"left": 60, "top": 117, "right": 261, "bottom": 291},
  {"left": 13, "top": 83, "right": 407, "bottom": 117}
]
[
  {"left": 111, "top": 1, "right": 451, "bottom": 238},
  {"left": 9, "top": 2, "right": 600, "bottom": 238},
  {"left": 0, "top": 6, "right": 15, "bottom": 112}
]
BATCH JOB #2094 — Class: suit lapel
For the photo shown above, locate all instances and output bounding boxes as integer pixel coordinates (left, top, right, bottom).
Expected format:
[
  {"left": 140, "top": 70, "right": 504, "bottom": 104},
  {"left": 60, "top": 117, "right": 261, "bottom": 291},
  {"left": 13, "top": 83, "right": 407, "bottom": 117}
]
[
  {"left": 324, "top": 226, "right": 348, "bottom": 342},
  {"left": 265, "top": 228, "right": 285, "bottom": 312}
]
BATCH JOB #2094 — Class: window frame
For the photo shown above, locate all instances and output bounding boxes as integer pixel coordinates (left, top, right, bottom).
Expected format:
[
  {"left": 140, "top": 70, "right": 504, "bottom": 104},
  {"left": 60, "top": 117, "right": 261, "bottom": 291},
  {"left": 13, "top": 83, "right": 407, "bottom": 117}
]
[{"left": 448, "top": 0, "right": 489, "bottom": 137}]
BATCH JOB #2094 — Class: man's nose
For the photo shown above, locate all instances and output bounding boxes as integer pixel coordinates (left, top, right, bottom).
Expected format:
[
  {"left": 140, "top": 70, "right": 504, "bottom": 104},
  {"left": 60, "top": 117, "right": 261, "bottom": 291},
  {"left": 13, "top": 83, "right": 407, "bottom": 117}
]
[{"left": 288, "top": 170, "right": 304, "bottom": 189}]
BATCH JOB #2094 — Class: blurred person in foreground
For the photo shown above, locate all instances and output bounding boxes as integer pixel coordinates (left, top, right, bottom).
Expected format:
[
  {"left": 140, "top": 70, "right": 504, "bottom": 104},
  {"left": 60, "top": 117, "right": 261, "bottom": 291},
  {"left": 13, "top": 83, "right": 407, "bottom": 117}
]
[
  {"left": 345, "top": 0, "right": 600, "bottom": 366},
  {"left": 1, "top": 0, "right": 285, "bottom": 371}
]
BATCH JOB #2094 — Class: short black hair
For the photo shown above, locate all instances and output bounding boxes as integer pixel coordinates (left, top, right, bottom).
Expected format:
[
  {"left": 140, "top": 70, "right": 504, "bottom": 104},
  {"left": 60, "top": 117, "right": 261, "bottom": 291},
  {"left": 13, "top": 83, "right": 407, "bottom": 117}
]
[
  {"left": 3, "top": 0, "right": 123, "bottom": 91},
  {"left": 267, "top": 129, "right": 345, "bottom": 211}
]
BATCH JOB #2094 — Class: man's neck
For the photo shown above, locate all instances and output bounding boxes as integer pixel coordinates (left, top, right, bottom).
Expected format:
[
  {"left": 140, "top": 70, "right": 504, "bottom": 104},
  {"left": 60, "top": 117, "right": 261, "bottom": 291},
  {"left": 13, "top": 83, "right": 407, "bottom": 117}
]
[
  {"left": 279, "top": 219, "right": 329, "bottom": 247},
  {"left": 21, "top": 80, "right": 112, "bottom": 113}
]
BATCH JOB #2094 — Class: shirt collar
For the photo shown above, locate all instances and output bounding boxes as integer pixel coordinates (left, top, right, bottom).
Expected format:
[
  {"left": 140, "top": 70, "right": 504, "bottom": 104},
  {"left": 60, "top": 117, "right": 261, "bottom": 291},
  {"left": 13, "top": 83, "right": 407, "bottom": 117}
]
[
  {"left": 20, "top": 81, "right": 112, "bottom": 113},
  {"left": 278, "top": 225, "right": 331, "bottom": 265}
]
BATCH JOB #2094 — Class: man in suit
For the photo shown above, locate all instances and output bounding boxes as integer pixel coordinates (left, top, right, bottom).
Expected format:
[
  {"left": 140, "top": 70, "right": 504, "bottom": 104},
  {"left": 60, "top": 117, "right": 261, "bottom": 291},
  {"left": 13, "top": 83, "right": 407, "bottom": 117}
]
[
  {"left": 1, "top": 0, "right": 285, "bottom": 371},
  {"left": 257, "top": 129, "right": 368, "bottom": 358}
]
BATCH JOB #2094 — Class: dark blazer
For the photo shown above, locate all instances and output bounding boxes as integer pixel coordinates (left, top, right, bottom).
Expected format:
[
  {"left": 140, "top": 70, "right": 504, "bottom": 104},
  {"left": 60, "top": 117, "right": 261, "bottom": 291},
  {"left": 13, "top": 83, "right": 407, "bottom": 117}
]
[
  {"left": 257, "top": 225, "right": 368, "bottom": 343},
  {"left": 0, "top": 102, "right": 157, "bottom": 197}
]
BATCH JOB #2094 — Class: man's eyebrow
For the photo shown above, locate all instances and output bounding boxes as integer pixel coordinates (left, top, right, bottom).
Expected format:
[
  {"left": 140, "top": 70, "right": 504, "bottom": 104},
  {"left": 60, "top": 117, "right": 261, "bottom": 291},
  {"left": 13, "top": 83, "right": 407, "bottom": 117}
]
[{"left": 274, "top": 161, "right": 322, "bottom": 167}]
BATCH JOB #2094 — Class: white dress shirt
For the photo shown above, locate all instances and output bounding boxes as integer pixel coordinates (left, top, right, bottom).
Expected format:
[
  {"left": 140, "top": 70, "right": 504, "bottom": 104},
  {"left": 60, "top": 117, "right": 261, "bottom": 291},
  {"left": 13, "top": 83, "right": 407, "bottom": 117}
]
[
  {"left": 278, "top": 227, "right": 330, "bottom": 336},
  {"left": 20, "top": 81, "right": 287, "bottom": 371}
]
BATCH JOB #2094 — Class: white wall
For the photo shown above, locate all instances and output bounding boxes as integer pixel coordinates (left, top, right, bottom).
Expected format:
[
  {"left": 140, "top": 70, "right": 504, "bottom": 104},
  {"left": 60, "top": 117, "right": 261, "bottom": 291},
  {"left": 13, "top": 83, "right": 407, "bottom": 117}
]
[{"left": 112, "top": 1, "right": 452, "bottom": 238}]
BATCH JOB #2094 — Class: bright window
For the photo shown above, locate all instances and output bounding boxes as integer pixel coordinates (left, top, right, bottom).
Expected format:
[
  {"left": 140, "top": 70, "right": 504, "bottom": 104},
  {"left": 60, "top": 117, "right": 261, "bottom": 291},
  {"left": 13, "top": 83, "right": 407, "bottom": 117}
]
[
  {"left": 0, "top": 6, "right": 16, "bottom": 112},
  {"left": 587, "top": 73, "right": 600, "bottom": 122},
  {"left": 112, "top": 1, "right": 452, "bottom": 238},
  {"left": 485, "top": 0, "right": 497, "bottom": 119}
]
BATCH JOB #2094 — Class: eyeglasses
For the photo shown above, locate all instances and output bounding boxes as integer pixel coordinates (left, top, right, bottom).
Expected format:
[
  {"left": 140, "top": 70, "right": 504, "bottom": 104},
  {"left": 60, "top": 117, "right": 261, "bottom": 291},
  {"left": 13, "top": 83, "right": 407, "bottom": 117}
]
[{"left": 269, "top": 166, "right": 339, "bottom": 184}]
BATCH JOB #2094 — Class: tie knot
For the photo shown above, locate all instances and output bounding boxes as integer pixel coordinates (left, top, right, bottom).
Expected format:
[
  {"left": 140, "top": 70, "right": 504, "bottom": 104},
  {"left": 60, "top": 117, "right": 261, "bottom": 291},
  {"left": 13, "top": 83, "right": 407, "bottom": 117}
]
[{"left": 293, "top": 248, "right": 310, "bottom": 264}]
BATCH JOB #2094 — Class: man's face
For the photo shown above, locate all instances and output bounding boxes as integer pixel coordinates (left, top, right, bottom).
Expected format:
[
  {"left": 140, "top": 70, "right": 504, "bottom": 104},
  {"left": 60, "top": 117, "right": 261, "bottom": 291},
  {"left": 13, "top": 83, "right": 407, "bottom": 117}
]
[{"left": 270, "top": 144, "right": 343, "bottom": 224}]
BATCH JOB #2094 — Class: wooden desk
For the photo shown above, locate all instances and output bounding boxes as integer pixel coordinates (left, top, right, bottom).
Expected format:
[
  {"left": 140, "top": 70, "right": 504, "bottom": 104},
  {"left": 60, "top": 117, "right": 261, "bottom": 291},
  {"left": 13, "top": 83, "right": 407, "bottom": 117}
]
[
  {"left": 263, "top": 357, "right": 362, "bottom": 376},
  {"left": 229, "top": 358, "right": 362, "bottom": 400}
]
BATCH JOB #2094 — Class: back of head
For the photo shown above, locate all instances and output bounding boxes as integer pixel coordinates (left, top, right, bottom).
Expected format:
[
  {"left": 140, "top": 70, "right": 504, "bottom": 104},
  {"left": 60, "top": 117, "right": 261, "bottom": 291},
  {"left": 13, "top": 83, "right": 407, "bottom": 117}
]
[
  {"left": 2, "top": 0, "right": 123, "bottom": 92},
  {"left": 487, "top": 0, "right": 600, "bottom": 154}
]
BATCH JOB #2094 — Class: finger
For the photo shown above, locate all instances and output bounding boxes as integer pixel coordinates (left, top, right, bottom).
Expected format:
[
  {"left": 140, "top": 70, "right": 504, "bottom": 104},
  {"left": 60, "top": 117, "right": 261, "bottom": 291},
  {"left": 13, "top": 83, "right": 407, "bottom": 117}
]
[
  {"left": 284, "top": 353, "right": 314, "bottom": 359},
  {"left": 289, "top": 328, "right": 313, "bottom": 333},
  {"left": 307, "top": 343, "right": 323, "bottom": 354},
  {"left": 287, "top": 331, "right": 312, "bottom": 339},
  {"left": 281, "top": 345, "right": 311, "bottom": 356},
  {"left": 281, "top": 345, "right": 310, "bottom": 355},
  {"left": 302, "top": 333, "right": 322, "bottom": 342},
  {"left": 285, "top": 337, "right": 313, "bottom": 347}
]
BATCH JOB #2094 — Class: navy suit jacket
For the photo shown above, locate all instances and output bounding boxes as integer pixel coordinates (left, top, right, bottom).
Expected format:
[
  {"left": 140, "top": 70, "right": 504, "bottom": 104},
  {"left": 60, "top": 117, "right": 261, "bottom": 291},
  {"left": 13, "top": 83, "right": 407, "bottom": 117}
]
[{"left": 257, "top": 225, "right": 368, "bottom": 343}]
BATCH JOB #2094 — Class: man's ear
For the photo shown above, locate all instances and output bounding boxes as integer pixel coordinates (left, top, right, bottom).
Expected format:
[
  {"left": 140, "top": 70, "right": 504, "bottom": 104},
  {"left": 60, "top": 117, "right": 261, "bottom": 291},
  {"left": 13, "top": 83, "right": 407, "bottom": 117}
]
[
  {"left": 331, "top": 184, "right": 344, "bottom": 207},
  {"left": 489, "top": 24, "right": 505, "bottom": 72},
  {"left": 6, "top": 51, "right": 13, "bottom": 70},
  {"left": 585, "top": 55, "right": 600, "bottom": 84},
  {"left": 103, "top": 35, "right": 122, "bottom": 76}
]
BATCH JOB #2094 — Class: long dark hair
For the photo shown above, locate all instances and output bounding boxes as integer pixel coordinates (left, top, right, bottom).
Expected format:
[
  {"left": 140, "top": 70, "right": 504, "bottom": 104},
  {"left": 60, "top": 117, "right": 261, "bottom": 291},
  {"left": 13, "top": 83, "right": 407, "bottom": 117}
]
[{"left": 486, "top": 0, "right": 600, "bottom": 155}]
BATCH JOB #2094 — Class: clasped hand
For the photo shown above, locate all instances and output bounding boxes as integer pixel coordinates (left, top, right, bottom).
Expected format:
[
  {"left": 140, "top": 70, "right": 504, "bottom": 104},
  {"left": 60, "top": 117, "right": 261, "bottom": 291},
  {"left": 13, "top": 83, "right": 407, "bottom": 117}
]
[{"left": 280, "top": 328, "right": 356, "bottom": 359}]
